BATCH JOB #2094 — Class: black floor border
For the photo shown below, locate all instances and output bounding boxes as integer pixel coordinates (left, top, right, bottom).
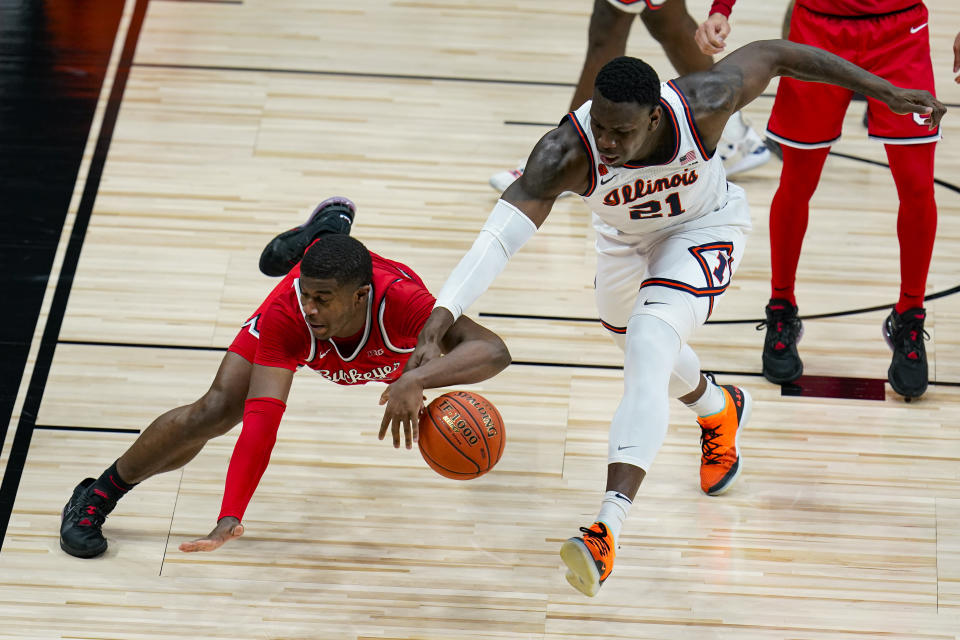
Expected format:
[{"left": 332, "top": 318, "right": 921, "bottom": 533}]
[
  {"left": 0, "top": 0, "right": 150, "bottom": 549},
  {"left": 35, "top": 425, "right": 141, "bottom": 435},
  {"left": 133, "top": 62, "right": 575, "bottom": 89}
]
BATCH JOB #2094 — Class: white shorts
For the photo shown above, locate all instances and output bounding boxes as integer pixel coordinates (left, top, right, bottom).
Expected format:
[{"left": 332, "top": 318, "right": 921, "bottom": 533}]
[
  {"left": 605, "top": 0, "right": 670, "bottom": 14},
  {"left": 594, "top": 183, "right": 751, "bottom": 344}
]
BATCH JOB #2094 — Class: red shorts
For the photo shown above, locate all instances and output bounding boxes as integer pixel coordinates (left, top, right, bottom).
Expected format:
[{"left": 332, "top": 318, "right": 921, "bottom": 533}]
[{"left": 767, "top": 3, "right": 940, "bottom": 148}]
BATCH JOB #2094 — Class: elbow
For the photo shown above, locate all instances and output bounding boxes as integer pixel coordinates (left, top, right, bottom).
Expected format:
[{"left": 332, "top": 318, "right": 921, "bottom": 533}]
[{"left": 492, "top": 340, "right": 512, "bottom": 372}]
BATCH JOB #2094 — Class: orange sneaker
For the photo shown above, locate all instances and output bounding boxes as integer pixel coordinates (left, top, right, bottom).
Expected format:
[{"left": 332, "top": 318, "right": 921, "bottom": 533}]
[
  {"left": 560, "top": 521, "right": 615, "bottom": 597},
  {"left": 698, "top": 385, "right": 751, "bottom": 496}
]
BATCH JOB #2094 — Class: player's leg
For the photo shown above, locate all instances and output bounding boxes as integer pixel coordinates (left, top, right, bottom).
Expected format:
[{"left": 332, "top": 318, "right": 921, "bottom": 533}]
[
  {"left": 259, "top": 196, "right": 356, "bottom": 276},
  {"left": 60, "top": 351, "right": 252, "bottom": 558},
  {"left": 858, "top": 3, "right": 938, "bottom": 399},
  {"left": 881, "top": 142, "right": 937, "bottom": 399},
  {"left": 762, "top": 5, "right": 855, "bottom": 384},
  {"left": 564, "top": 208, "right": 750, "bottom": 596}
]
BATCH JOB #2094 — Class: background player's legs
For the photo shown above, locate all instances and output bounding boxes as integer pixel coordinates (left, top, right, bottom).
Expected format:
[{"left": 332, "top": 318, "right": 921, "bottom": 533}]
[
  {"left": 760, "top": 144, "right": 830, "bottom": 383},
  {"left": 568, "top": 0, "right": 635, "bottom": 112},
  {"left": 768, "top": 145, "right": 830, "bottom": 305},
  {"left": 887, "top": 143, "right": 937, "bottom": 314},
  {"left": 882, "top": 142, "right": 937, "bottom": 398},
  {"left": 639, "top": 0, "right": 712, "bottom": 77},
  {"left": 60, "top": 352, "right": 252, "bottom": 558}
]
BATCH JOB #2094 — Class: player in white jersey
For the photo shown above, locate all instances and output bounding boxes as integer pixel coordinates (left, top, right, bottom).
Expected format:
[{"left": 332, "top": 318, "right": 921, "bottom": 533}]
[{"left": 412, "top": 45, "right": 943, "bottom": 597}]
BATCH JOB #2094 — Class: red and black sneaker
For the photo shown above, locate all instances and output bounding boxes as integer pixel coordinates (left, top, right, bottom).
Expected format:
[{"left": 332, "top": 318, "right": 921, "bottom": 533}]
[
  {"left": 258, "top": 196, "right": 356, "bottom": 276},
  {"left": 60, "top": 478, "right": 115, "bottom": 558},
  {"left": 758, "top": 299, "right": 804, "bottom": 384},
  {"left": 883, "top": 307, "right": 929, "bottom": 400}
]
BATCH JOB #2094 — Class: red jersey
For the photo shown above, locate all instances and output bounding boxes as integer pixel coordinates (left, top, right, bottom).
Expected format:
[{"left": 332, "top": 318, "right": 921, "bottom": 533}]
[
  {"left": 220, "top": 251, "right": 436, "bottom": 523},
  {"left": 228, "top": 253, "right": 436, "bottom": 385},
  {"left": 711, "top": 0, "right": 920, "bottom": 17}
]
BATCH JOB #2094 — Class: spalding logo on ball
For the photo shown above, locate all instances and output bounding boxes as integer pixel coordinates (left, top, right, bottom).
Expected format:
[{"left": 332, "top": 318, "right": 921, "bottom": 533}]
[{"left": 418, "top": 391, "right": 505, "bottom": 480}]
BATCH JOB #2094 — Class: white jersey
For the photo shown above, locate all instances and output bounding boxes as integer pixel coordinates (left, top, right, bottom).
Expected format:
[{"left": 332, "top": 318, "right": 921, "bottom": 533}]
[{"left": 567, "top": 81, "right": 729, "bottom": 236}]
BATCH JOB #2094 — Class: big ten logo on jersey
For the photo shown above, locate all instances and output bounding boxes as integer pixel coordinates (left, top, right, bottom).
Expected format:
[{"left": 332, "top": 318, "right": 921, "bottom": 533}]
[
  {"left": 690, "top": 243, "right": 735, "bottom": 289},
  {"left": 602, "top": 169, "right": 698, "bottom": 220}
]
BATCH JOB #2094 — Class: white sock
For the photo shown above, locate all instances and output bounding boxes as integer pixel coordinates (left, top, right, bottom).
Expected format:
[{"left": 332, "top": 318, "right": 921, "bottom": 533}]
[
  {"left": 684, "top": 381, "right": 726, "bottom": 418},
  {"left": 596, "top": 491, "right": 633, "bottom": 545}
]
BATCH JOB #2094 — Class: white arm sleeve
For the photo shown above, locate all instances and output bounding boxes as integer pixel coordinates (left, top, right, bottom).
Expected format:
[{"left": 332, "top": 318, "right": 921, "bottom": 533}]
[{"left": 434, "top": 199, "right": 538, "bottom": 321}]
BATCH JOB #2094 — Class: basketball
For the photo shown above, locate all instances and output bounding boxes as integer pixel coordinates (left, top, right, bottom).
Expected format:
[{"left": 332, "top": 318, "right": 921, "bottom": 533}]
[{"left": 418, "top": 391, "right": 505, "bottom": 480}]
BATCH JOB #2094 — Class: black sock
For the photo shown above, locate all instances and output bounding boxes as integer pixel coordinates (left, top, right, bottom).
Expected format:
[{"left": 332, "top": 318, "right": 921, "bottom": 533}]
[{"left": 91, "top": 460, "right": 137, "bottom": 503}]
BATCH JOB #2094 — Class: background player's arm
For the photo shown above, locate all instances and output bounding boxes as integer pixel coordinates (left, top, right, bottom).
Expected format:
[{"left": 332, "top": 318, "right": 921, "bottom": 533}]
[
  {"left": 407, "top": 123, "right": 591, "bottom": 369},
  {"left": 180, "top": 364, "right": 294, "bottom": 552},
  {"left": 379, "top": 315, "right": 511, "bottom": 449},
  {"left": 681, "top": 40, "right": 947, "bottom": 147}
]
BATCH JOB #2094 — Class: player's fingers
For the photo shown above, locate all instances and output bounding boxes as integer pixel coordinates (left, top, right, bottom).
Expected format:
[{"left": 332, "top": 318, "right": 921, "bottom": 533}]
[
  {"left": 411, "top": 411, "right": 420, "bottom": 444},
  {"left": 403, "top": 416, "right": 413, "bottom": 450},
  {"left": 378, "top": 387, "right": 390, "bottom": 406},
  {"left": 229, "top": 523, "right": 244, "bottom": 539},
  {"left": 953, "top": 33, "right": 960, "bottom": 73},
  {"left": 391, "top": 417, "right": 401, "bottom": 448},
  {"left": 379, "top": 411, "right": 390, "bottom": 440},
  {"left": 179, "top": 537, "right": 218, "bottom": 552}
]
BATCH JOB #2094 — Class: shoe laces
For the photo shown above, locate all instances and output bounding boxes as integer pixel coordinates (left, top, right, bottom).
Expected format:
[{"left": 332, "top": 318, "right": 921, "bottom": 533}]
[
  {"left": 75, "top": 489, "right": 113, "bottom": 527},
  {"left": 757, "top": 305, "right": 801, "bottom": 348},
  {"left": 700, "top": 424, "right": 725, "bottom": 465},
  {"left": 891, "top": 312, "right": 929, "bottom": 357},
  {"left": 579, "top": 524, "right": 611, "bottom": 557}
]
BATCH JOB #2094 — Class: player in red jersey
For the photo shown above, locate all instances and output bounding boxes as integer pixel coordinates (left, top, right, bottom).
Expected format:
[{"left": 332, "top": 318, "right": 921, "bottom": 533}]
[
  {"left": 59, "top": 198, "right": 511, "bottom": 558},
  {"left": 697, "top": 1, "right": 959, "bottom": 399}
]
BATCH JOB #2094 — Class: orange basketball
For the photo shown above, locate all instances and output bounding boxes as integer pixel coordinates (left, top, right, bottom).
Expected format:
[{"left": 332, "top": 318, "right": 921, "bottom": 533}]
[{"left": 418, "top": 391, "right": 505, "bottom": 480}]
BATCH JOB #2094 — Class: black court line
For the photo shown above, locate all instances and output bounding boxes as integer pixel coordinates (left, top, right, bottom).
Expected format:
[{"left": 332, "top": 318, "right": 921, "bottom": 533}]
[
  {"left": 37, "top": 342, "right": 960, "bottom": 389},
  {"left": 0, "top": 0, "right": 150, "bottom": 549},
  {"left": 133, "top": 62, "right": 575, "bottom": 89},
  {"left": 35, "top": 425, "right": 141, "bottom": 435},
  {"left": 58, "top": 338, "right": 226, "bottom": 352},
  {"left": 480, "top": 280, "right": 960, "bottom": 326}
]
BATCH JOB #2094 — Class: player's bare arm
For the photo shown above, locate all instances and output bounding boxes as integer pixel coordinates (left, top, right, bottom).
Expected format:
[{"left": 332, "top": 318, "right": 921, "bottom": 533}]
[
  {"left": 180, "top": 364, "right": 294, "bottom": 553},
  {"left": 379, "top": 316, "right": 510, "bottom": 449},
  {"left": 679, "top": 39, "right": 946, "bottom": 147},
  {"left": 502, "top": 121, "right": 593, "bottom": 223}
]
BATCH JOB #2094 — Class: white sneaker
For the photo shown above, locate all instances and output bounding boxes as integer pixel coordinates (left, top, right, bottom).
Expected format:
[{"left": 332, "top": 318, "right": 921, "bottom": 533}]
[
  {"left": 718, "top": 121, "right": 772, "bottom": 177},
  {"left": 489, "top": 164, "right": 525, "bottom": 193},
  {"left": 488, "top": 162, "right": 576, "bottom": 197}
]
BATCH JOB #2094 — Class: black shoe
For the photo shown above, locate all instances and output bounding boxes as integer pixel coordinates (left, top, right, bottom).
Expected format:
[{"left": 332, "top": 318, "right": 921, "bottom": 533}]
[
  {"left": 883, "top": 307, "right": 929, "bottom": 399},
  {"left": 764, "top": 137, "right": 783, "bottom": 161},
  {"left": 758, "top": 299, "right": 804, "bottom": 384},
  {"left": 258, "top": 196, "right": 356, "bottom": 276},
  {"left": 60, "top": 478, "right": 114, "bottom": 558}
]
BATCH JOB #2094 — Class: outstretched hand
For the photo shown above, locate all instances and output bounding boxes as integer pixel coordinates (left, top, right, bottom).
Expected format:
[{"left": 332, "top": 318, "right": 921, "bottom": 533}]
[
  {"left": 696, "top": 14, "right": 731, "bottom": 55},
  {"left": 885, "top": 87, "right": 946, "bottom": 130},
  {"left": 379, "top": 374, "right": 426, "bottom": 449},
  {"left": 179, "top": 516, "right": 244, "bottom": 552}
]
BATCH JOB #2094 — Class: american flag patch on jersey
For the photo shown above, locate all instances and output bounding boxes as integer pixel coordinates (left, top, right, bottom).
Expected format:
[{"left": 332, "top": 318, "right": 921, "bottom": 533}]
[{"left": 679, "top": 150, "right": 696, "bottom": 165}]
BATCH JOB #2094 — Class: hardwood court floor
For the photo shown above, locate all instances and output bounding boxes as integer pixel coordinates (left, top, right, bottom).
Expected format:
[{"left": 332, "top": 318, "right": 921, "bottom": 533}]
[{"left": 1, "top": 0, "right": 960, "bottom": 638}]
